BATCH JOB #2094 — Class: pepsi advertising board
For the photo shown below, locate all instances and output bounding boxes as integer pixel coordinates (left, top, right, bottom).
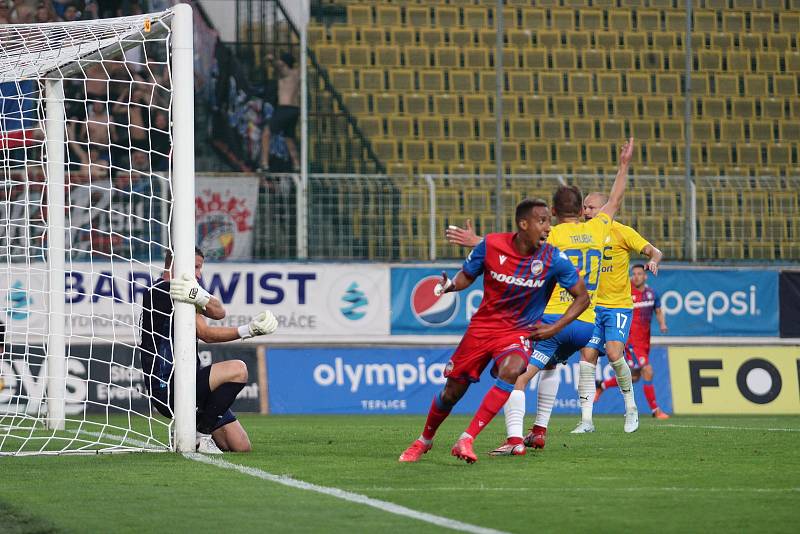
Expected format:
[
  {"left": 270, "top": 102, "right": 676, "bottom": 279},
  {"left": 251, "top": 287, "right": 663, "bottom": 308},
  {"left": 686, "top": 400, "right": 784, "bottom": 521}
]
[
  {"left": 265, "top": 346, "right": 672, "bottom": 415},
  {"left": 648, "top": 269, "right": 779, "bottom": 337},
  {"left": 391, "top": 267, "right": 483, "bottom": 335}
]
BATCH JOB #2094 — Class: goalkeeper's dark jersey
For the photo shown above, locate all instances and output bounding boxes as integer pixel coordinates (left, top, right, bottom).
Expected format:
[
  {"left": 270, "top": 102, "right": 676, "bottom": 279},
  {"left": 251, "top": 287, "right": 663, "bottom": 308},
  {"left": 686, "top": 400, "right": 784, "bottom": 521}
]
[{"left": 139, "top": 278, "right": 201, "bottom": 387}]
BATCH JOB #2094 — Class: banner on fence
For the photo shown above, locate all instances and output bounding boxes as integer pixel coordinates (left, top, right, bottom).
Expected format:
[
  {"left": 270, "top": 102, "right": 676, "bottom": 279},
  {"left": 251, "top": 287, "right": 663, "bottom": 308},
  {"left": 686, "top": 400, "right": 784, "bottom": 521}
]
[
  {"left": 196, "top": 176, "right": 260, "bottom": 261},
  {"left": 669, "top": 346, "right": 800, "bottom": 414},
  {"left": 265, "top": 345, "right": 672, "bottom": 415},
  {"left": 779, "top": 272, "right": 800, "bottom": 338},
  {"left": 648, "top": 270, "right": 778, "bottom": 337}
]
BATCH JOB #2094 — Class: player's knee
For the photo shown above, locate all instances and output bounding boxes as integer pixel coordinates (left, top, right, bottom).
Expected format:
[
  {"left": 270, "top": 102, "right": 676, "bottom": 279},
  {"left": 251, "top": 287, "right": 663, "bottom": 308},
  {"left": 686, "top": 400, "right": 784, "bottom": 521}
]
[
  {"left": 231, "top": 360, "right": 248, "bottom": 382},
  {"left": 642, "top": 365, "right": 653, "bottom": 381}
]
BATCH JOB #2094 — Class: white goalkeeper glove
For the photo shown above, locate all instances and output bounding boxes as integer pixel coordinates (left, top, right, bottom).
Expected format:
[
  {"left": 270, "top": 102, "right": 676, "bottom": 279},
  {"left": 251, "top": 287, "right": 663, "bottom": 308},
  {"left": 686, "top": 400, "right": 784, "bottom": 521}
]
[
  {"left": 170, "top": 273, "right": 211, "bottom": 310},
  {"left": 238, "top": 311, "right": 278, "bottom": 339},
  {"left": 433, "top": 271, "right": 455, "bottom": 297}
]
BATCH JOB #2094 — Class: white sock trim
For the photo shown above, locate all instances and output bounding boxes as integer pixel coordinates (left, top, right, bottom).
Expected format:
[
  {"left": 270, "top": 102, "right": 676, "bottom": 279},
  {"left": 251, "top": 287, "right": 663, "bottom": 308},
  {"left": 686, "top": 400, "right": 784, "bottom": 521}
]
[{"left": 534, "top": 369, "right": 559, "bottom": 429}]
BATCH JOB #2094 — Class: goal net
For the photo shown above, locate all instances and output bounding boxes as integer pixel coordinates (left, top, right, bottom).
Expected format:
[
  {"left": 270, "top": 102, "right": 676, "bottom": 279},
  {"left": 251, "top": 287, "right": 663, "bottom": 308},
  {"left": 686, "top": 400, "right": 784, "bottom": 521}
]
[{"left": 0, "top": 5, "right": 197, "bottom": 455}]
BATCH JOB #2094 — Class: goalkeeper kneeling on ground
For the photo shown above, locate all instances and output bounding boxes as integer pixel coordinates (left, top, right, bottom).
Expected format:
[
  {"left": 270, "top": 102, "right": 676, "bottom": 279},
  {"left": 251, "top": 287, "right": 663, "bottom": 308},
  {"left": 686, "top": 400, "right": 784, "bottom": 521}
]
[{"left": 139, "top": 247, "right": 278, "bottom": 454}]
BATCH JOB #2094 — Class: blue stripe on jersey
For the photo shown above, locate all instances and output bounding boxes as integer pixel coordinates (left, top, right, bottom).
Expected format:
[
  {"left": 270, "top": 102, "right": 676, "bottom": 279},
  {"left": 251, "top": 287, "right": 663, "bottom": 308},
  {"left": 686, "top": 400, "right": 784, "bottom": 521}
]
[{"left": 499, "top": 253, "right": 530, "bottom": 302}]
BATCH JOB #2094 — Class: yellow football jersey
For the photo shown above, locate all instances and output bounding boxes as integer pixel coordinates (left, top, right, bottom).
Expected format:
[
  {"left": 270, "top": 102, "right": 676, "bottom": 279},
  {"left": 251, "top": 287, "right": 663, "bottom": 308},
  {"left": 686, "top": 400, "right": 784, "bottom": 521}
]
[
  {"left": 594, "top": 222, "right": 651, "bottom": 309},
  {"left": 544, "top": 212, "right": 612, "bottom": 322}
]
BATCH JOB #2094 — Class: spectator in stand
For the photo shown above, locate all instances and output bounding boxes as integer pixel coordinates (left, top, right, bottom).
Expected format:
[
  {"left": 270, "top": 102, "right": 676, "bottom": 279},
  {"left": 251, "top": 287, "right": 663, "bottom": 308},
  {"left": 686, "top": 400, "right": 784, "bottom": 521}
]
[
  {"left": 0, "top": 2, "right": 10, "bottom": 23},
  {"left": 9, "top": 0, "right": 37, "bottom": 23},
  {"left": 260, "top": 52, "right": 300, "bottom": 172},
  {"left": 35, "top": 1, "right": 58, "bottom": 23},
  {"left": 61, "top": 1, "right": 80, "bottom": 21}
]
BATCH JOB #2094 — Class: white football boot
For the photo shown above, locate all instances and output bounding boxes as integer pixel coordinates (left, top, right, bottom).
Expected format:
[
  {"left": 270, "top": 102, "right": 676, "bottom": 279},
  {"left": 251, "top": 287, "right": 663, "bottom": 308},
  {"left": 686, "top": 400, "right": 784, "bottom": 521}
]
[
  {"left": 196, "top": 433, "right": 223, "bottom": 454},
  {"left": 624, "top": 408, "right": 639, "bottom": 433},
  {"left": 570, "top": 421, "right": 596, "bottom": 433}
]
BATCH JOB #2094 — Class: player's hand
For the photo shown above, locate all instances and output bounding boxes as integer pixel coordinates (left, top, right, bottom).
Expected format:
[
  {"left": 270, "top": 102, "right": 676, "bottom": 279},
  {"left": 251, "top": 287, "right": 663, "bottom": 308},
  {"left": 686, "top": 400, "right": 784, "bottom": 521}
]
[
  {"left": 645, "top": 260, "right": 659, "bottom": 275},
  {"left": 660, "top": 324, "right": 668, "bottom": 334},
  {"left": 170, "top": 273, "right": 211, "bottom": 310},
  {"left": 433, "top": 271, "right": 454, "bottom": 297},
  {"left": 530, "top": 323, "right": 560, "bottom": 341},
  {"left": 446, "top": 219, "right": 481, "bottom": 248},
  {"left": 248, "top": 311, "right": 278, "bottom": 336},
  {"left": 618, "top": 137, "right": 634, "bottom": 166}
]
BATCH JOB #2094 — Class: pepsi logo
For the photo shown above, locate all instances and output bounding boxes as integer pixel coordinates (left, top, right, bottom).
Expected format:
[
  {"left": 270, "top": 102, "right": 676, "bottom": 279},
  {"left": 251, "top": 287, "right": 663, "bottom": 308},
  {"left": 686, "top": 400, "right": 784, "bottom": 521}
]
[{"left": 411, "top": 276, "right": 460, "bottom": 327}]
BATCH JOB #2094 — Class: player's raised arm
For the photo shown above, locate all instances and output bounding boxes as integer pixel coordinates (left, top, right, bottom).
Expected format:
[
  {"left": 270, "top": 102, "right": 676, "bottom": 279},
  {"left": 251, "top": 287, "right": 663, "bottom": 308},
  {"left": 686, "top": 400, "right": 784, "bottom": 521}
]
[
  {"left": 641, "top": 243, "right": 663, "bottom": 275},
  {"left": 195, "top": 311, "right": 278, "bottom": 343},
  {"left": 170, "top": 273, "right": 226, "bottom": 320},
  {"left": 599, "top": 137, "right": 635, "bottom": 220},
  {"left": 446, "top": 219, "right": 482, "bottom": 248}
]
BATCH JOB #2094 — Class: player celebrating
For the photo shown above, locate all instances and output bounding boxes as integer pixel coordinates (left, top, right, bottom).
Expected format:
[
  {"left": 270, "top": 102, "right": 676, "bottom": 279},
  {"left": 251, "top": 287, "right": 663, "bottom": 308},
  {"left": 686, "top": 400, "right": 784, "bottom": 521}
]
[
  {"left": 139, "top": 247, "right": 278, "bottom": 453},
  {"left": 445, "top": 139, "right": 635, "bottom": 455},
  {"left": 595, "top": 264, "right": 669, "bottom": 418},
  {"left": 573, "top": 192, "right": 663, "bottom": 434},
  {"left": 399, "top": 199, "right": 590, "bottom": 464}
]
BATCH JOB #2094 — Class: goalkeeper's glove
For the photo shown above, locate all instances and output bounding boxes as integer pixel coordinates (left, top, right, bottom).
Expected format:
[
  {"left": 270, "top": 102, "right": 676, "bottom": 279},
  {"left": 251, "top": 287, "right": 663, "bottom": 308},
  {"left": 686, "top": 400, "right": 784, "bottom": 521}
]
[
  {"left": 238, "top": 311, "right": 278, "bottom": 339},
  {"left": 433, "top": 271, "right": 454, "bottom": 297},
  {"left": 170, "top": 273, "right": 211, "bottom": 310}
]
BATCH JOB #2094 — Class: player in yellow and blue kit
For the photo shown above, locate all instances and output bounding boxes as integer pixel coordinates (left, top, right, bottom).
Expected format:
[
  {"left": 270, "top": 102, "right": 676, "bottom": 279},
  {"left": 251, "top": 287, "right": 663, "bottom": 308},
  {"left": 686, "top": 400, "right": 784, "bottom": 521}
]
[{"left": 572, "top": 192, "right": 663, "bottom": 434}]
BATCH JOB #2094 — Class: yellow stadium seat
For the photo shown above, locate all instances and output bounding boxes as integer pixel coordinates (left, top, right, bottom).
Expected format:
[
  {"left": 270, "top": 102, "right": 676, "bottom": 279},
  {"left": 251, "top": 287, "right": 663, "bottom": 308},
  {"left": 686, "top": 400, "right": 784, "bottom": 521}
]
[
  {"left": 786, "top": 52, "right": 800, "bottom": 73},
  {"left": 748, "top": 120, "right": 773, "bottom": 142},
  {"left": 403, "top": 140, "right": 428, "bottom": 162},
  {"left": 699, "top": 97, "right": 725, "bottom": 119},
  {"left": 774, "top": 75, "right": 797, "bottom": 97},
  {"left": 510, "top": 118, "right": 534, "bottom": 140},
  {"left": 552, "top": 98, "right": 581, "bottom": 121},
  {"left": 523, "top": 95, "right": 548, "bottom": 117},
  {"left": 643, "top": 96, "right": 668, "bottom": 118},
  {"left": 717, "top": 241, "right": 745, "bottom": 259},
  {"left": 538, "top": 72, "right": 564, "bottom": 94},
  {"left": 465, "top": 141, "right": 490, "bottom": 163},
  {"left": 665, "top": 12, "right": 684, "bottom": 32},
  {"left": 375, "top": 93, "right": 400, "bottom": 115},
  {"left": 373, "top": 138, "right": 398, "bottom": 161},
  {"left": 645, "top": 142, "right": 673, "bottom": 166},
  {"left": 745, "top": 74, "right": 768, "bottom": 96},
  {"left": 499, "top": 49, "right": 519, "bottom": 70},
  {"left": 656, "top": 73, "right": 680, "bottom": 95},
  {"left": 553, "top": 49, "right": 578, "bottom": 70},
  {"left": 720, "top": 120, "right": 744, "bottom": 142},
  {"left": 570, "top": 118, "right": 595, "bottom": 141},
  {"left": 464, "top": 7, "right": 489, "bottom": 29},
  {"left": 595, "top": 31, "right": 619, "bottom": 49},
  {"left": 692, "top": 119, "right": 715, "bottom": 142},
  {"left": 525, "top": 142, "right": 551, "bottom": 164},
  {"left": 742, "top": 190, "right": 769, "bottom": 213},
  {"left": 407, "top": 6, "right": 430, "bottom": 27},
  {"left": 391, "top": 27, "right": 415, "bottom": 47},
  {"left": 691, "top": 73, "right": 710, "bottom": 96},
  {"left": 387, "top": 162, "right": 413, "bottom": 177},
  {"left": 598, "top": 72, "right": 622, "bottom": 94},
  {"left": 600, "top": 119, "right": 625, "bottom": 140},
  {"left": 521, "top": 8, "right": 547, "bottom": 30},
  {"left": 692, "top": 10, "right": 716, "bottom": 32},
  {"left": 464, "top": 49, "right": 489, "bottom": 69},
  {"left": 582, "top": 49, "right": 606, "bottom": 70},
  {"left": 625, "top": 31, "right": 647, "bottom": 50},
  {"left": 767, "top": 144, "right": 791, "bottom": 166},
  {"left": 358, "top": 116, "right": 382, "bottom": 138},
  {"left": 347, "top": 5, "right": 371, "bottom": 26},
  {"left": 478, "top": 29, "right": 496, "bottom": 48},
  {"left": 568, "top": 72, "right": 592, "bottom": 94},
  {"left": 308, "top": 24, "right": 326, "bottom": 46},
  {"left": 584, "top": 96, "right": 609, "bottom": 117},
  {"left": 343, "top": 92, "right": 368, "bottom": 114},
  {"left": 450, "top": 28, "right": 474, "bottom": 48},
  {"left": 551, "top": 8, "right": 575, "bottom": 31},
  {"left": 345, "top": 45, "right": 371, "bottom": 67},
  {"left": 636, "top": 216, "right": 665, "bottom": 241},
  {"left": 631, "top": 120, "right": 656, "bottom": 141},
  {"left": 750, "top": 12, "right": 773, "bottom": 33},
  {"left": 540, "top": 119, "right": 566, "bottom": 140},
  {"left": 432, "top": 94, "right": 458, "bottom": 116},
  {"left": 388, "top": 117, "right": 413, "bottom": 141},
  {"left": 578, "top": 8, "right": 603, "bottom": 30},
  {"left": 389, "top": 69, "right": 413, "bottom": 92},
  {"left": 507, "top": 29, "right": 531, "bottom": 48},
  {"left": 767, "top": 34, "right": 790, "bottom": 52},
  {"left": 509, "top": 72, "right": 533, "bottom": 94},
  {"left": 316, "top": 44, "right": 341, "bottom": 66},
  {"left": 708, "top": 143, "right": 733, "bottom": 166},
  {"left": 756, "top": 52, "right": 779, "bottom": 72},
  {"left": 332, "top": 25, "right": 356, "bottom": 45},
  {"left": 637, "top": 9, "right": 660, "bottom": 31},
  {"left": 628, "top": 73, "right": 651, "bottom": 95},
  {"left": 610, "top": 50, "right": 634, "bottom": 71},
  {"left": 651, "top": 190, "right": 678, "bottom": 215},
  {"left": 748, "top": 242, "right": 776, "bottom": 260},
  {"left": 449, "top": 70, "right": 474, "bottom": 93},
  {"left": 771, "top": 191, "right": 798, "bottom": 214},
  {"left": 736, "top": 143, "right": 762, "bottom": 166},
  {"left": 779, "top": 121, "right": 800, "bottom": 142},
  {"left": 420, "top": 28, "right": 444, "bottom": 48},
  {"left": 730, "top": 216, "right": 757, "bottom": 240},
  {"left": 435, "top": 6, "right": 458, "bottom": 28},
  {"left": 419, "top": 69, "right": 444, "bottom": 92},
  {"left": 497, "top": 142, "right": 522, "bottom": 163},
  {"left": 710, "top": 32, "right": 733, "bottom": 51},
  {"left": 779, "top": 12, "right": 800, "bottom": 33},
  {"left": 698, "top": 215, "right": 726, "bottom": 241},
  {"left": 448, "top": 117, "right": 474, "bottom": 140},
  {"left": 400, "top": 47, "right": 426, "bottom": 68},
  {"left": 586, "top": 142, "right": 611, "bottom": 164},
  {"left": 330, "top": 68, "right": 355, "bottom": 91},
  {"left": 675, "top": 144, "right": 703, "bottom": 166},
  {"left": 478, "top": 71, "right": 497, "bottom": 92},
  {"left": 713, "top": 73, "right": 738, "bottom": 97},
  {"left": 535, "top": 30, "right": 561, "bottom": 49},
  {"left": 613, "top": 96, "right": 638, "bottom": 118},
  {"left": 660, "top": 119, "right": 684, "bottom": 142},
  {"left": 724, "top": 51, "right": 750, "bottom": 73},
  {"left": 464, "top": 95, "right": 488, "bottom": 116},
  {"left": 360, "top": 27, "right": 385, "bottom": 47},
  {"left": 609, "top": 10, "right": 633, "bottom": 32},
  {"left": 376, "top": 5, "right": 400, "bottom": 26},
  {"left": 403, "top": 93, "right": 428, "bottom": 115},
  {"left": 730, "top": 97, "right": 756, "bottom": 119},
  {"left": 433, "top": 140, "right": 459, "bottom": 163},
  {"left": 567, "top": 30, "right": 591, "bottom": 49},
  {"left": 556, "top": 143, "right": 581, "bottom": 165},
  {"left": 723, "top": 11, "right": 745, "bottom": 33},
  {"left": 434, "top": 47, "right": 459, "bottom": 68},
  {"left": 418, "top": 117, "right": 444, "bottom": 139},
  {"left": 761, "top": 98, "right": 785, "bottom": 119},
  {"left": 522, "top": 49, "right": 547, "bottom": 70},
  {"left": 698, "top": 50, "right": 722, "bottom": 71}
]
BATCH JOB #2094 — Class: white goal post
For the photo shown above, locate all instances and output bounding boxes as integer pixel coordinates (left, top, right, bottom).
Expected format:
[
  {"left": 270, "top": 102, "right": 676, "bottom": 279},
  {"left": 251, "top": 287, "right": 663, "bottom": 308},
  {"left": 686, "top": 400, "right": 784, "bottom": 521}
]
[{"left": 0, "top": 4, "right": 196, "bottom": 454}]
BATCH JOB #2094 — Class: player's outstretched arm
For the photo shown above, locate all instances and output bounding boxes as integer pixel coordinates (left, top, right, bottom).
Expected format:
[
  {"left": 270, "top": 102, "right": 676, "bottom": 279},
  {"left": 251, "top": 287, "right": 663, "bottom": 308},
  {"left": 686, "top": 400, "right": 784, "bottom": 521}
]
[
  {"left": 599, "top": 137, "right": 634, "bottom": 220},
  {"left": 655, "top": 308, "right": 668, "bottom": 333},
  {"left": 434, "top": 270, "right": 475, "bottom": 296},
  {"left": 530, "top": 278, "right": 590, "bottom": 340},
  {"left": 196, "top": 310, "right": 279, "bottom": 343},
  {"left": 641, "top": 243, "right": 663, "bottom": 275},
  {"left": 446, "top": 219, "right": 482, "bottom": 248}
]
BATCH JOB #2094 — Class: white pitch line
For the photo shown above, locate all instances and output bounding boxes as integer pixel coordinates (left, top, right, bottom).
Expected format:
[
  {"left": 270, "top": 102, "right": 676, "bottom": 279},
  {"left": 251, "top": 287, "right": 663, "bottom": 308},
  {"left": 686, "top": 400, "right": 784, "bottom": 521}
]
[
  {"left": 184, "top": 452, "right": 510, "bottom": 534},
  {"left": 660, "top": 424, "right": 800, "bottom": 432},
  {"left": 348, "top": 487, "right": 800, "bottom": 494}
]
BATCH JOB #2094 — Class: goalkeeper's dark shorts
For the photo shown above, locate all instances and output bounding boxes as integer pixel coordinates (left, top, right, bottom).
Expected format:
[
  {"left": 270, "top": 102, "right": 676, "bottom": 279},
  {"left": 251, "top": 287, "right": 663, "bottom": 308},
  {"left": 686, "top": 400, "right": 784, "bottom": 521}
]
[{"left": 149, "top": 365, "right": 237, "bottom": 431}]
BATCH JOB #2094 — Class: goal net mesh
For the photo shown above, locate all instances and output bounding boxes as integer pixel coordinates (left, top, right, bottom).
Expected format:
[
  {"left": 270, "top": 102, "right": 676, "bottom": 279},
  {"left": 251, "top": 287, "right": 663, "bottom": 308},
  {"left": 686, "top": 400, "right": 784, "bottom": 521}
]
[{"left": 0, "top": 10, "right": 180, "bottom": 455}]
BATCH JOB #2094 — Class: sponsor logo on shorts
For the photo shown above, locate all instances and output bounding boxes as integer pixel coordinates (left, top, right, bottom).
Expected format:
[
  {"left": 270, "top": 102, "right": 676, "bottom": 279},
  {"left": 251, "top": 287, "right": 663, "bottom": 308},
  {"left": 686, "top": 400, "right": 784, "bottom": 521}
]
[
  {"left": 589, "top": 336, "right": 601, "bottom": 345},
  {"left": 530, "top": 351, "right": 549, "bottom": 365}
]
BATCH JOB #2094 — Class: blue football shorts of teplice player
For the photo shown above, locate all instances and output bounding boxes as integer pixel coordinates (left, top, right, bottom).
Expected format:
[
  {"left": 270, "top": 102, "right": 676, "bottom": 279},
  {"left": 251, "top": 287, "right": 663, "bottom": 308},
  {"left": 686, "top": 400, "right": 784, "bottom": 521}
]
[
  {"left": 528, "top": 314, "right": 596, "bottom": 369},
  {"left": 586, "top": 306, "right": 634, "bottom": 353}
]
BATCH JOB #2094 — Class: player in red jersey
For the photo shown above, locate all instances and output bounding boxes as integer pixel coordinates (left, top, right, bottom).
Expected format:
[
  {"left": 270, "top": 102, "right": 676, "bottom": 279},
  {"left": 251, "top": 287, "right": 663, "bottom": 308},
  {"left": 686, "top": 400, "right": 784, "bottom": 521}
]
[
  {"left": 595, "top": 264, "right": 669, "bottom": 418},
  {"left": 399, "top": 199, "right": 590, "bottom": 464}
]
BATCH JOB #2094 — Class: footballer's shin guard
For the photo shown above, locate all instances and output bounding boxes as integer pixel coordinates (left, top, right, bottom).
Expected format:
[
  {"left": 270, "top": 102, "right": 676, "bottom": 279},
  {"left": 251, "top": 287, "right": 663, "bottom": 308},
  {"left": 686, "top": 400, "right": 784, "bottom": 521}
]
[{"left": 578, "top": 361, "right": 596, "bottom": 424}]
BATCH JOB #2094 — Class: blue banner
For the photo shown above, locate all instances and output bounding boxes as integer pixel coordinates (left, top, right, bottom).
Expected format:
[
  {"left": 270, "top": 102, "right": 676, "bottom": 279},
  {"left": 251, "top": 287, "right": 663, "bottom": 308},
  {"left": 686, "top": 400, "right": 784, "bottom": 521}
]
[
  {"left": 265, "top": 346, "right": 672, "bottom": 416},
  {"left": 391, "top": 267, "right": 482, "bottom": 335},
  {"left": 648, "top": 270, "right": 778, "bottom": 337}
]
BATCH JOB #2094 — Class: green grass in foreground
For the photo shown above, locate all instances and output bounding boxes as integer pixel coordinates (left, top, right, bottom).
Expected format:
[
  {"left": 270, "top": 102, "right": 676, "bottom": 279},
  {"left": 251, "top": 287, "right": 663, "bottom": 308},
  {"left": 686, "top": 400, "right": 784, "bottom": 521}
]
[{"left": 1, "top": 414, "right": 798, "bottom": 533}]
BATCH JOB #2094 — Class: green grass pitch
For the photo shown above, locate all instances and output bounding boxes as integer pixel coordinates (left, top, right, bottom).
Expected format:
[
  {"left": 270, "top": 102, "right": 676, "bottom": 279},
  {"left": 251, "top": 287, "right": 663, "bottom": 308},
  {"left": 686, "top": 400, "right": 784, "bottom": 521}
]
[{"left": 1, "top": 414, "right": 798, "bottom": 533}]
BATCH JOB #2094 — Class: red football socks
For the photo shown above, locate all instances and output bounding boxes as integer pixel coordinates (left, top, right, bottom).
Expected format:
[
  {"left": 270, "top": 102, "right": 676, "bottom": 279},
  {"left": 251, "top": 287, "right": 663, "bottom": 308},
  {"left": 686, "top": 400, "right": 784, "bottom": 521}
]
[
  {"left": 643, "top": 383, "right": 659, "bottom": 412},
  {"left": 422, "top": 394, "right": 451, "bottom": 441},
  {"left": 602, "top": 377, "right": 618, "bottom": 390},
  {"left": 465, "top": 385, "right": 512, "bottom": 438}
]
